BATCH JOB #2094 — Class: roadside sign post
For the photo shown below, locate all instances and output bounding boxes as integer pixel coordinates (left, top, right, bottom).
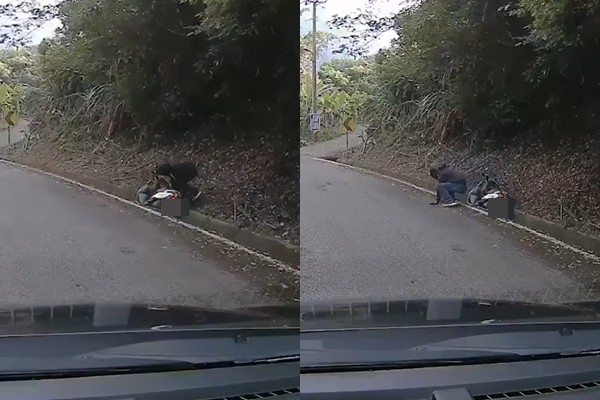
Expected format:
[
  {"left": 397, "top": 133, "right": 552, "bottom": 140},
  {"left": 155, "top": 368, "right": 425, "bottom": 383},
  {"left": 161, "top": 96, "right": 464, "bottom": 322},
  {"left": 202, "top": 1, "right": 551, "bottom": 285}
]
[
  {"left": 309, "top": 113, "right": 320, "bottom": 131},
  {"left": 309, "top": 113, "right": 320, "bottom": 140},
  {"left": 5, "top": 110, "right": 19, "bottom": 147},
  {"left": 343, "top": 117, "right": 357, "bottom": 150}
]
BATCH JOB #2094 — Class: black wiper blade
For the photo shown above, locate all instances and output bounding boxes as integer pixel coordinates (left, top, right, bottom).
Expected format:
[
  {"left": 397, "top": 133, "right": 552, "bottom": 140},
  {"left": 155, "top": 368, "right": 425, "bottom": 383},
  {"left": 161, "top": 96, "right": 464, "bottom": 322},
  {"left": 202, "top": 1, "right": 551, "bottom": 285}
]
[
  {"left": 302, "top": 359, "right": 468, "bottom": 373},
  {"left": 560, "top": 348, "right": 600, "bottom": 356},
  {"left": 240, "top": 354, "right": 300, "bottom": 364},
  {"left": 301, "top": 351, "right": 600, "bottom": 373},
  {"left": 0, "top": 354, "right": 300, "bottom": 382},
  {"left": 0, "top": 360, "right": 200, "bottom": 381}
]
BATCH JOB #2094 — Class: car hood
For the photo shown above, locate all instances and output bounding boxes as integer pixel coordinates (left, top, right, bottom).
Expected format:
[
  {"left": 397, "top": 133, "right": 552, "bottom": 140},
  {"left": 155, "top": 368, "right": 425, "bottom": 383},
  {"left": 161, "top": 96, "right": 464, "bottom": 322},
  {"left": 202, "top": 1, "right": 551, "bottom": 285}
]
[
  {"left": 0, "top": 302, "right": 299, "bottom": 335},
  {"left": 300, "top": 298, "right": 600, "bottom": 330}
]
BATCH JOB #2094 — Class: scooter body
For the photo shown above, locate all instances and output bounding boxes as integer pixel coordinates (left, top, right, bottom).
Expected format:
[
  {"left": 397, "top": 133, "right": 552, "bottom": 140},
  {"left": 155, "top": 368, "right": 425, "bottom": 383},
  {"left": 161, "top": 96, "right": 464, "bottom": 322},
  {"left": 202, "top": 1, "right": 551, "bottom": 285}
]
[
  {"left": 467, "top": 174, "right": 504, "bottom": 209},
  {"left": 144, "top": 189, "right": 181, "bottom": 207},
  {"left": 136, "top": 174, "right": 204, "bottom": 209}
]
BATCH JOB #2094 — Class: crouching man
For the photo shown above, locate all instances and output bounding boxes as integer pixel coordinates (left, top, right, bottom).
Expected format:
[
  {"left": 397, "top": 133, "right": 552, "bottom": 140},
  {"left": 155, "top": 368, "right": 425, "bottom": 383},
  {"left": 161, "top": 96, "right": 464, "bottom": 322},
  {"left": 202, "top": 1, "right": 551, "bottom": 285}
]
[{"left": 429, "top": 163, "right": 467, "bottom": 207}]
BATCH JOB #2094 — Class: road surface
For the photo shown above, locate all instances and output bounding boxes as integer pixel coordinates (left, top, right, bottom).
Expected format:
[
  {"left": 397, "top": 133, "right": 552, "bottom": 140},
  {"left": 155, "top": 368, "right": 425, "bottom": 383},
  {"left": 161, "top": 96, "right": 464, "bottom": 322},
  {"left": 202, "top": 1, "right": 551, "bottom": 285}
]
[
  {"left": 300, "top": 152, "right": 600, "bottom": 303},
  {"left": 301, "top": 130, "right": 363, "bottom": 159},
  {"left": 0, "top": 162, "right": 279, "bottom": 308}
]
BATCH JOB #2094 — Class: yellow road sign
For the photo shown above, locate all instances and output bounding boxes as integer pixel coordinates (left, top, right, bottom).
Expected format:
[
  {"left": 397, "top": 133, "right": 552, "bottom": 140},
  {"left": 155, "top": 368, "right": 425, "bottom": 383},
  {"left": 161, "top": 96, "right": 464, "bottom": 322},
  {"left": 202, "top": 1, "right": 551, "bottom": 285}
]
[
  {"left": 5, "top": 110, "right": 18, "bottom": 127},
  {"left": 343, "top": 117, "right": 356, "bottom": 132}
]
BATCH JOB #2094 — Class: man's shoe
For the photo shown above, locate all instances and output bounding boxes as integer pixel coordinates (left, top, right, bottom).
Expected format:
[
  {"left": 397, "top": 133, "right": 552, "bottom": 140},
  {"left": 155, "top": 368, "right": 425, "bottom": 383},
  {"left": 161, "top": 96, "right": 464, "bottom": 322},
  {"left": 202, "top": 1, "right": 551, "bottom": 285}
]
[{"left": 441, "top": 201, "right": 459, "bottom": 207}]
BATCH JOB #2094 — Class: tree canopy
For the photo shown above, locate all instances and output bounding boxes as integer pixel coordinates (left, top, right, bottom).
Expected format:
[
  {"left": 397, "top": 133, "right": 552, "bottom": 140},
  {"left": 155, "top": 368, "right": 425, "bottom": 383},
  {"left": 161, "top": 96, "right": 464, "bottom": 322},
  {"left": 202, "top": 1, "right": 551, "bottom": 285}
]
[
  {"left": 1, "top": 0, "right": 298, "bottom": 157},
  {"left": 325, "top": 0, "right": 600, "bottom": 146}
]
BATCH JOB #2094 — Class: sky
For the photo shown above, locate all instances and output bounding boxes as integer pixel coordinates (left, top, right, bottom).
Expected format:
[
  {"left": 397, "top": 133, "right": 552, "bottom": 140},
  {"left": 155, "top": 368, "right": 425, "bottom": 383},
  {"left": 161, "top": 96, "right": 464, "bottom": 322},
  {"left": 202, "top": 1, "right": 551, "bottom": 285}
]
[
  {"left": 2, "top": 0, "right": 402, "bottom": 54},
  {"left": 300, "top": 0, "right": 401, "bottom": 57},
  {"left": 0, "top": 0, "right": 61, "bottom": 46}
]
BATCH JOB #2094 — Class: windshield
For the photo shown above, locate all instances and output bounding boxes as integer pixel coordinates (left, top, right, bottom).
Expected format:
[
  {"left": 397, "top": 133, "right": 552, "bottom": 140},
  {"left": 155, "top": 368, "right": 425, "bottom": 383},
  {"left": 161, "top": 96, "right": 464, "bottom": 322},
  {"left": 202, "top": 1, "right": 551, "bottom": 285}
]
[
  {"left": 4, "top": 0, "right": 600, "bottom": 394},
  {"left": 0, "top": 0, "right": 299, "bottom": 383},
  {"left": 299, "top": 0, "right": 600, "bottom": 371}
]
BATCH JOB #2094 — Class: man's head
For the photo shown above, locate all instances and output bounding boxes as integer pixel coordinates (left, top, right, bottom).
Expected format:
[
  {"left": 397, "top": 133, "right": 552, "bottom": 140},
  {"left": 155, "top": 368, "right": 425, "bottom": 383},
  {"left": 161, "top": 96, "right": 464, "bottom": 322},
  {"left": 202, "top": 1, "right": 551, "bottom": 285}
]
[
  {"left": 430, "top": 162, "right": 451, "bottom": 179},
  {"left": 155, "top": 162, "right": 173, "bottom": 177},
  {"left": 429, "top": 168, "right": 438, "bottom": 180}
]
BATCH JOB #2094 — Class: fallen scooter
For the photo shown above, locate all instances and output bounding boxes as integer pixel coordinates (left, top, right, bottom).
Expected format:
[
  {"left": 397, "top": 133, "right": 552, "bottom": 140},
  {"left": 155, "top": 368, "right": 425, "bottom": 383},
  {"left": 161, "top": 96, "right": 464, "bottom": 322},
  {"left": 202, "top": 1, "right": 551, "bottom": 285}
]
[
  {"left": 143, "top": 189, "right": 182, "bottom": 207},
  {"left": 466, "top": 174, "right": 507, "bottom": 210},
  {"left": 136, "top": 174, "right": 204, "bottom": 210}
]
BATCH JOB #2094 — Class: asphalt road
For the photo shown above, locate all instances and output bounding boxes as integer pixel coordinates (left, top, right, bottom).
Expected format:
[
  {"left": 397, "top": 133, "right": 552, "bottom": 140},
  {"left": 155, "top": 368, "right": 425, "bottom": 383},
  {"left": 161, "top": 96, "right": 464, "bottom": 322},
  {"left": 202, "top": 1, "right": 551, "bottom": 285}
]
[
  {"left": 300, "top": 154, "right": 598, "bottom": 303},
  {"left": 0, "top": 162, "right": 273, "bottom": 308}
]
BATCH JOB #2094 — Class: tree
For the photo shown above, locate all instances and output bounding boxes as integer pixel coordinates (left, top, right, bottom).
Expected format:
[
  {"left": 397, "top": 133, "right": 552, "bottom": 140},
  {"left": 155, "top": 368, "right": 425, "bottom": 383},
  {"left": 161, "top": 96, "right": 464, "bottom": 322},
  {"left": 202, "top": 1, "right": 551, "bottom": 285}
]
[
  {"left": 328, "top": 0, "right": 419, "bottom": 57},
  {"left": 300, "top": 31, "right": 334, "bottom": 78},
  {"left": 326, "top": 0, "right": 600, "bottom": 146},
  {"left": 2, "top": 0, "right": 296, "bottom": 148}
]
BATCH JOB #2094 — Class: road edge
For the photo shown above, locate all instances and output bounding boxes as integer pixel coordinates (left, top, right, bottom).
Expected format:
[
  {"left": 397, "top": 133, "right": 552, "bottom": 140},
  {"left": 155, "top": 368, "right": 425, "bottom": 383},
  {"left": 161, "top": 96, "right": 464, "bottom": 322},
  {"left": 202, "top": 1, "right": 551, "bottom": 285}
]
[
  {"left": 0, "top": 156, "right": 300, "bottom": 269},
  {"left": 314, "top": 156, "right": 600, "bottom": 261}
]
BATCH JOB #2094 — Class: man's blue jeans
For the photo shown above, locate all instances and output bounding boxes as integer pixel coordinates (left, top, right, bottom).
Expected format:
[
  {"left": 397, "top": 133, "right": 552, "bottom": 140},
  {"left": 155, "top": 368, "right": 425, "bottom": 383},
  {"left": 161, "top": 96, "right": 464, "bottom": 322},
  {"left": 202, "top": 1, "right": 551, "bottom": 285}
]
[{"left": 437, "top": 182, "right": 467, "bottom": 204}]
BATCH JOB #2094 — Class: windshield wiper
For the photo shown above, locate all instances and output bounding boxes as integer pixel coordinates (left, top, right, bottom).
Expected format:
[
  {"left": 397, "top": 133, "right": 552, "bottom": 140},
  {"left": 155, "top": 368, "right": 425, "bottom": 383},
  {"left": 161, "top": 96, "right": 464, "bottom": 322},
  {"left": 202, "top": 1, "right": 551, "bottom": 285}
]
[
  {"left": 245, "top": 355, "right": 300, "bottom": 364},
  {"left": 0, "top": 361, "right": 204, "bottom": 381},
  {"left": 0, "top": 354, "right": 300, "bottom": 381},
  {"left": 301, "top": 350, "right": 600, "bottom": 373}
]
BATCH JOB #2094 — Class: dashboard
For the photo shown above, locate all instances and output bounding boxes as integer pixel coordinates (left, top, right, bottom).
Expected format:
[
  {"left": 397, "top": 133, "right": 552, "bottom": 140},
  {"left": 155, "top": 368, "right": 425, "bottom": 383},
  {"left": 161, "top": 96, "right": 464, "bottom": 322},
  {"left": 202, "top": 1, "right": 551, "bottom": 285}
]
[
  {"left": 300, "top": 355, "right": 600, "bottom": 400},
  {"left": 0, "top": 362, "right": 299, "bottom": 400}
]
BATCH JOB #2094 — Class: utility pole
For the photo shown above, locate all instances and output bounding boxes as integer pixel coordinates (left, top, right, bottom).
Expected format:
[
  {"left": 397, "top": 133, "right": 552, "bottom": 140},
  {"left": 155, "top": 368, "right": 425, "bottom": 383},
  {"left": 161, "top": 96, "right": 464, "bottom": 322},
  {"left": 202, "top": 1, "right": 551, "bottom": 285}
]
[
  {"left": 304, "top": 0, "right": 326, "bottom": 139},
  {"left": 311, "top": 0, "right": 317, "bottom": 117}
]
